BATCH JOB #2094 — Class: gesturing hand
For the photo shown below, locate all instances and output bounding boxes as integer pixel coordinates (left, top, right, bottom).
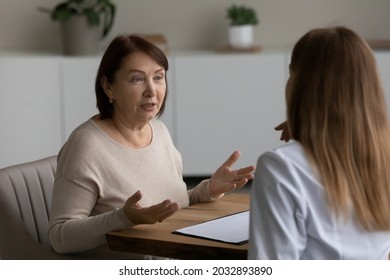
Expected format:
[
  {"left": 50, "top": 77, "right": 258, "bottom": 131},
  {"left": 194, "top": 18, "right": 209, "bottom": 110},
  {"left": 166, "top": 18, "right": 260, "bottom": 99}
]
[
  {"left": 209, "top": 151, "right": 255, "bottom": 196},
  {"left": 274, "top": 121, "right": 291, "bottom": 142},
  {"left": 123, "top": 190, "right": 180, "bottom": 225}
]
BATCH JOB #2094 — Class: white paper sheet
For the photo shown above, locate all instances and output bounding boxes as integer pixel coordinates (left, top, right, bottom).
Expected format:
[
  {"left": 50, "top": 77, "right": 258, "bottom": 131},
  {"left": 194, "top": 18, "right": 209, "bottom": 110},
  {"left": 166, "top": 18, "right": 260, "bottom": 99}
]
[{"left": 173, "top": 210, "right": 249, "bottom": 244}]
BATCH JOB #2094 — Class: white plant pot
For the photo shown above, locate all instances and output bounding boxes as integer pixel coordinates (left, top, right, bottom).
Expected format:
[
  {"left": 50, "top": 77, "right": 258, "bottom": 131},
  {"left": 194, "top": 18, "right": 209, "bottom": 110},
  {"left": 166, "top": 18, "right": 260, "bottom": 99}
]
[
  {"left": 228, "top": 24, "right": 254, "bottom": 49},
  {"left": 61, "top": 15, "right": 101, "bottom": 56}
]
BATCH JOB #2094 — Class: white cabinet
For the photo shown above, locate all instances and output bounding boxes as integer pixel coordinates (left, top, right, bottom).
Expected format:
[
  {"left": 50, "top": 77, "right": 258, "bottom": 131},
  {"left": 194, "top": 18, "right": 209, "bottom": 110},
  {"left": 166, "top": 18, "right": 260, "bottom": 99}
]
[
  {"left": 0, "top": 57, "right": 62, "bottom": 168},
  {"left": 172, "top": 52, "right": 288, "bottom": 176},
  {"left": 375, "top": 51, "right": 390, "bottom": 111},
  {"left": 1, "top": 50, "right": 388, "bottom": 174},
  {"left": 62, "top": 58, "right": 100, "bottom": 139}
]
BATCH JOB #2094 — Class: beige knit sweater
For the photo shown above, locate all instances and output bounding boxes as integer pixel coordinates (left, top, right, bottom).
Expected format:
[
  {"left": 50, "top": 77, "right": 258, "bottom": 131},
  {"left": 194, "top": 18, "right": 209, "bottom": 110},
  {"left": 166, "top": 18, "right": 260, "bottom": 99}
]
[{"left": 48, "top": 118, "right": 217, "bottom": 258}]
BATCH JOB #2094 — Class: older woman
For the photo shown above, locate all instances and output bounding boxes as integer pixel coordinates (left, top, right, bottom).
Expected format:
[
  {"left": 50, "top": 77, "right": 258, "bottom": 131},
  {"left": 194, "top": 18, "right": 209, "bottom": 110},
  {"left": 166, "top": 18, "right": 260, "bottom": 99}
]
[{"left": 49, "top": 35, "right": 254, "bottom": 259}]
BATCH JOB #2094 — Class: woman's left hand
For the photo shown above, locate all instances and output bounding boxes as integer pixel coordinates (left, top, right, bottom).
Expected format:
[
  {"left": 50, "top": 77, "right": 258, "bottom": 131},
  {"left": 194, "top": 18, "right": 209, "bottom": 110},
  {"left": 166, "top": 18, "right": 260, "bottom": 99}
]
[{"left": 209, "top": 151, "right": 255, "bottom": 196}]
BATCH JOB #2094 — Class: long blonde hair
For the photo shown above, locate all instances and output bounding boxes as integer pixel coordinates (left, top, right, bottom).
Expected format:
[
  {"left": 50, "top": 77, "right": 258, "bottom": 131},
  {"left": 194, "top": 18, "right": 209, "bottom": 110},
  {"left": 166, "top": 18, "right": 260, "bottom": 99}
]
[{"left": 287, "top": 26, "right": 390, "bottom": 231}]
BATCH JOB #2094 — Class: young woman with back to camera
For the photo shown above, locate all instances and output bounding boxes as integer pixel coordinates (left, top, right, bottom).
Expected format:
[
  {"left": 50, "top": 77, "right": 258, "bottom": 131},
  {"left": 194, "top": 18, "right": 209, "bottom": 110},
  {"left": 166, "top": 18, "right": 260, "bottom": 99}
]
[{"left": 249, "top": 26, "right": 390, "bottom": 259}]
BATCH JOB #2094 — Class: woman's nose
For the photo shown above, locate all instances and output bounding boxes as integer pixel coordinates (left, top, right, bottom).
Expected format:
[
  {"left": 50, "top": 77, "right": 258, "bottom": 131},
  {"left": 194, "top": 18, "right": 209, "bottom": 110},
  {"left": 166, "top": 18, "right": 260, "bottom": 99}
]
[{"left": 144, "top": 80, "right": 157, "bottom": 96}]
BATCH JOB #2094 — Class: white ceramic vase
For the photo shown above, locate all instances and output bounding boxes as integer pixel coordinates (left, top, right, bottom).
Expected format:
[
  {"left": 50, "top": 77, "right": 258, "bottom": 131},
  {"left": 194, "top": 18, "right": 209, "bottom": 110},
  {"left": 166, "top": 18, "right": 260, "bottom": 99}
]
[
  {"left": 61, "top": 15, "right": 101, "bottom": 56},
  {"left": 228, "top": 24, "right": 254, "bottom": 49}
]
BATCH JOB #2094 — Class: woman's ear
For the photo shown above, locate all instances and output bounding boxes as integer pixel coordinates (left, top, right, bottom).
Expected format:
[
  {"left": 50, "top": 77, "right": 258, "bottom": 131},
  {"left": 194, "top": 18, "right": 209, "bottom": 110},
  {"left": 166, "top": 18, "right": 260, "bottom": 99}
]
[{"left": 101, "top": 76, "right": 113, "bottom": 99}]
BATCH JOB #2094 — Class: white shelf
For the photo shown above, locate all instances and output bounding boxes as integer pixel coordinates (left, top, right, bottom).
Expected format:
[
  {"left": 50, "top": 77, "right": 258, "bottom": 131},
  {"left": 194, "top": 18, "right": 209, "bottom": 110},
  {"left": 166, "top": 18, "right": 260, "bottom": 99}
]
[{"left": 1, "top": 50, "right": 390, "bottom": 175}]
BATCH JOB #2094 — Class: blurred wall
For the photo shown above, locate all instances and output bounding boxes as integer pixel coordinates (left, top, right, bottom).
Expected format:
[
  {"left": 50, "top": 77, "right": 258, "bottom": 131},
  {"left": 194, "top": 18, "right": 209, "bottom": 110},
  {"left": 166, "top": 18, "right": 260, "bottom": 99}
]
[{"left": 0, "top": 0, "right": 389, "bottom": 53}]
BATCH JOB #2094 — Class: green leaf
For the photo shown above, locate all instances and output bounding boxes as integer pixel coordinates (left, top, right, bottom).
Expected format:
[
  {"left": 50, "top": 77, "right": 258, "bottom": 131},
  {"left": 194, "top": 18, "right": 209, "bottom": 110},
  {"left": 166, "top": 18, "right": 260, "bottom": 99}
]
[
  {"left": 85, "top": 9, "right": 100, "bottom": 26},
  {"left": 52, "top": 9, "right": 72, "bottom": 21},
  {"left": 37, "top": 0, "right": 116, "bottom": 38},
  {"left": 101, "top": 3, "right": 115, "bottom": 38},
  {"left": 227, "top": 4, "right": 259, "bottom": 26}
]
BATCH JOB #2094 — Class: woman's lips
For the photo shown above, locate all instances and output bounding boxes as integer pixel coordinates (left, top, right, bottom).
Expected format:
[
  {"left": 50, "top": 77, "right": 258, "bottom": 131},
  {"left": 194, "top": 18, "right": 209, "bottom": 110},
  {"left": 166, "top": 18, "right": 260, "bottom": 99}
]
[{"left": 141, "top": 103, "right": 156, "bottom": 111}]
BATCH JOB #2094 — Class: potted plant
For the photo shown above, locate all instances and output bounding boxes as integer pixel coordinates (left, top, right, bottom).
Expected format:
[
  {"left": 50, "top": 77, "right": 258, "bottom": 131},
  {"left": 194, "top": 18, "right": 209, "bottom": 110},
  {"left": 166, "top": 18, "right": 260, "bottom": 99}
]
[
  {"left": 226, "top": 4, "right": 259, "bottom": 49},
  {"left": 38, "top": 0, "right": 116, "bottom": 55}
]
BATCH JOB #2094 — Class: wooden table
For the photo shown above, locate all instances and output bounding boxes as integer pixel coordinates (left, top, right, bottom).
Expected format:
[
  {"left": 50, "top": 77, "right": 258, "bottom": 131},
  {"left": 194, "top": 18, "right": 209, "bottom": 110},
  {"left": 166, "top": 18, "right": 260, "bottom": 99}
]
[{"left": 106, "top": 193, "right": 249, "bottom": 260}]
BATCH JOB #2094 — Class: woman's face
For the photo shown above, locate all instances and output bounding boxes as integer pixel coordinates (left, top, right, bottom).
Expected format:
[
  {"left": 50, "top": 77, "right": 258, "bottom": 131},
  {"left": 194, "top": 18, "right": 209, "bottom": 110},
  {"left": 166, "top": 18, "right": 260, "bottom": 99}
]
[{"left": 104, "top": 51, "right": 166, "bottom": 125}]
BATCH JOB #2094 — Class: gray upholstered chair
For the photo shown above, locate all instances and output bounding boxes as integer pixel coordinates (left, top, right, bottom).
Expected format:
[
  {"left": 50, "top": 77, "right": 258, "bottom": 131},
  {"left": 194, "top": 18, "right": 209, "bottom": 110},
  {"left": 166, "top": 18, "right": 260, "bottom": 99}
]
[{"left": 0, "top": 156, "right": 71, "bottom": 259}]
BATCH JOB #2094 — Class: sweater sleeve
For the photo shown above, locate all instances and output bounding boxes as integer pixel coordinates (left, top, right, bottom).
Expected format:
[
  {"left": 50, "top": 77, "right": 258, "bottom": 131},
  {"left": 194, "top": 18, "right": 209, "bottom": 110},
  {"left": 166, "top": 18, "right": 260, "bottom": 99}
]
[
  {"left": 48, "top": 175, "right": 133, "bottom": 254},
  {"left": 187, "top": 179, "right": 223, "bottom": 205},
  {"left": 248, "top": 151, "right": 307, "bottom": 260}
]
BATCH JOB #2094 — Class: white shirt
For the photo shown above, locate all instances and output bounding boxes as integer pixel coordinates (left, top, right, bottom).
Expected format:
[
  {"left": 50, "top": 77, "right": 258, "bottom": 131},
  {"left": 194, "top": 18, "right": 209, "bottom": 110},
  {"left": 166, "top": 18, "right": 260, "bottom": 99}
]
[{"left": 248, "top": 141, "right": 390, "bottom": 259}]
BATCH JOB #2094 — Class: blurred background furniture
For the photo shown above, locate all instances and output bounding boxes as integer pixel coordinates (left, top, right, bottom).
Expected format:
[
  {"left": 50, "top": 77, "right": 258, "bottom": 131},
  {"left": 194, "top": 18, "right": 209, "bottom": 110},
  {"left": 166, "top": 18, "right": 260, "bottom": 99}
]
[
  {"left": 1, "top": 51, "right": 389, "bottom": 176},
  {"left": 0, "top": 155, "right": 71, "bottom": 259}
]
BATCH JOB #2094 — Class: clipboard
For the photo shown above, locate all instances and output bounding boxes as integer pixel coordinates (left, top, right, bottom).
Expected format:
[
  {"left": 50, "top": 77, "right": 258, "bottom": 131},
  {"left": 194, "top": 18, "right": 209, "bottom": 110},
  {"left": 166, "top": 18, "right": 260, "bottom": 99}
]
[{"left": 172, "top": 210, "right": 249, "bottom": 245}]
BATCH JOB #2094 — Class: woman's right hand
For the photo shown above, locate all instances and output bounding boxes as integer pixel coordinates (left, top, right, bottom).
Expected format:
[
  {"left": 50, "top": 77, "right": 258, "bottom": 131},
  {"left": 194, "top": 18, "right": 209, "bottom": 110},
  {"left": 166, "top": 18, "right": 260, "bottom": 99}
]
[
  {"left": 123, "top": 190, "right": 180, "bottom": 225},
  {"left": 274, "top": 121, "right": 291, "bottom": 142}
]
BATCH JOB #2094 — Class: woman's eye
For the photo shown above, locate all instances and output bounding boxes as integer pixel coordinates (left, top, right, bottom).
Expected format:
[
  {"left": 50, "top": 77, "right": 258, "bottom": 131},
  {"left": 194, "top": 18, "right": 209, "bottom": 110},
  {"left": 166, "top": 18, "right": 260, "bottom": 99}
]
[
  {"left": 130, "top": 76, "right": 144, "bottom": 83},
  {"left": 154, "top": 75, "right": 164, "bottom": 82}
]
